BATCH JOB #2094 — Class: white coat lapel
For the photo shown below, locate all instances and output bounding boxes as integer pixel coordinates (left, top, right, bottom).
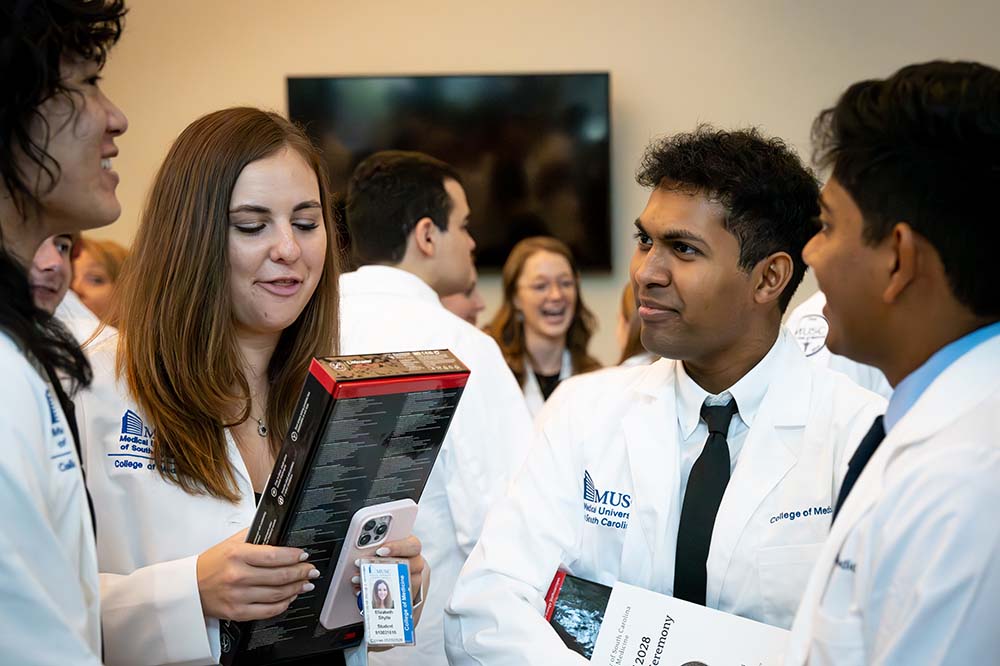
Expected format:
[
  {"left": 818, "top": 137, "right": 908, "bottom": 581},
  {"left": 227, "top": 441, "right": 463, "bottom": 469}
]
[
  {"left": 621, "top": 360, "right": 680, "bottom": 592},
  {"left": 706, "top": 338, "right": 808, "bottom": 608}
]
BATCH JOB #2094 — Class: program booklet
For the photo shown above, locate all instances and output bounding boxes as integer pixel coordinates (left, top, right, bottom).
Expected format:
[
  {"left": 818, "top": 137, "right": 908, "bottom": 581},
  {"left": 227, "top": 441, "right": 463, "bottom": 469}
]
[
  {"left": 545, "top": 572, "right": 788, "bottom": 665},
  {"left": 220, "top": 350, "right": 469, "bottom": 665}
]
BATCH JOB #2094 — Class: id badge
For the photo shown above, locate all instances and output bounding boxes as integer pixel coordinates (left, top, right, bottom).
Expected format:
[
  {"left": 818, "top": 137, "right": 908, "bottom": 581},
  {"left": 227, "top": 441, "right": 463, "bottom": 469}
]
[{"left": 358, "top": 558, "right": 416, "bottom": 646}]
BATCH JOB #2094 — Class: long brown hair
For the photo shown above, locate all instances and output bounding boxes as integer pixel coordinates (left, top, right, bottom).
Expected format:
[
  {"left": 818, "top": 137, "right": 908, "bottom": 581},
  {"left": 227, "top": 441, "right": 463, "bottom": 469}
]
[
  {"left": 484, "top": 236, "right": 600, "bottom": 385},
  {"left": 114, "top": 108, "right": 340, "bottom": 502}
]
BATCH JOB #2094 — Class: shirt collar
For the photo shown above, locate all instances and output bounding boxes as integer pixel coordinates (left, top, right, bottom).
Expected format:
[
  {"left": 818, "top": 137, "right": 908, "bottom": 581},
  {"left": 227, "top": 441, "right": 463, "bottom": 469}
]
[
  {"left": 884, "top": 320, "right": 1000, "bottom": 433},
  {"left": 674, "top": 331, "right": 784, "bottom": 439},
  {"left": 340, "top": 265, "right": 442, "bottom": 305}
]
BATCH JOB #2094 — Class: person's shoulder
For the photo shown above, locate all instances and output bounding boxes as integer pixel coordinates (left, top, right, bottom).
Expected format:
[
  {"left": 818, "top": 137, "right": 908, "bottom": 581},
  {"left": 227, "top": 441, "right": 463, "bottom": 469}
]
[
  {"left": 545, "top": 361, "right": 670, "bottom": 415},
  {"left": 0, "top": 332, "right": 49, "bottom": 411},
  {"left": 786, "top": 290, "right": 827, "bottom": 325}
]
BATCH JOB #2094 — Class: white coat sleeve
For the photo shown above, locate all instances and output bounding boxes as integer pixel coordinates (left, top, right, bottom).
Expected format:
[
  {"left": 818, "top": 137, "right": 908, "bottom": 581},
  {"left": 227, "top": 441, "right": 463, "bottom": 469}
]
[
  {"left": 0, "top": 376, "right": 102, "bottom": 666},
  {"left": 443, "top": 341, "right": 535, "bottom": 557},
  {"left": 99, "top": 559, "right": 221, "bottom": 666},
  {"left": 444, "top": 391, "right": 589, "bottom": 666},
  {"left": 862, "top": 448, "right": 1000, "bottom": 665},
  {"left": 75, "top": 392, "right": 219, "bottom": 666}
]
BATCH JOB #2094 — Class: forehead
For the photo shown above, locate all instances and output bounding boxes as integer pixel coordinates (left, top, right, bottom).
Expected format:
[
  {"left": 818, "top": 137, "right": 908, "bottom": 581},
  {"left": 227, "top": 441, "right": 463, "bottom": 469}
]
[
  {"left": 639, "top": 186, "right": 728, "bottom": 236},
  {"left": 522, "top": 250, "right": 573, "bottom": 279},
  {"left": 230, "top": 147, "right": 320, "bottom": 203}
]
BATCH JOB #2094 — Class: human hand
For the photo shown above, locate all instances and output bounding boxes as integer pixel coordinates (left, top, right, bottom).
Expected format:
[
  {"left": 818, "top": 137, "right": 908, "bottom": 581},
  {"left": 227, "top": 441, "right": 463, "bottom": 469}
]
[{"left": 196, "top": 528, "right": 319, "bottom": 621}]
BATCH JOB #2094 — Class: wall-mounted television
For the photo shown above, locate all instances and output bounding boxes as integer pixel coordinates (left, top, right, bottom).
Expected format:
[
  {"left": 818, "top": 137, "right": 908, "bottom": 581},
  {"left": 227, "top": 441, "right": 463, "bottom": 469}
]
[{"left": 288, "top": 72, "right": 611, "bottom": 271}]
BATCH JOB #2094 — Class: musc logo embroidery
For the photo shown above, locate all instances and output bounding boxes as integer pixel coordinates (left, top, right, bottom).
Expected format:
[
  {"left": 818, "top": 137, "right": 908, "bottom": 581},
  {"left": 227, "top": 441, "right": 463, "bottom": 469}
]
[
  {"left": 583, "top": 470, "right": 631, "bottom": 529},
  {"left": 794, "top": 314, "right": 830, "bottom": 357},
  {"left": 110, "top": 409, "right": 157, "bottom": 471}
]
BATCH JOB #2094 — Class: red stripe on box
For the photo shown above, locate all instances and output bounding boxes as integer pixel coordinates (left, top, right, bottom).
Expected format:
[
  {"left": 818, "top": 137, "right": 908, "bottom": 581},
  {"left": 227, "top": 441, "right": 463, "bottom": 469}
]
[
  {"left": 309, "top": 358, "right": 337, "bottom": 395},
  {"left": 334, "top": 372, "right": 469, "bottom": 399},
  {"left": 544, "top": 571, "right": 568, "bottom": 621}
]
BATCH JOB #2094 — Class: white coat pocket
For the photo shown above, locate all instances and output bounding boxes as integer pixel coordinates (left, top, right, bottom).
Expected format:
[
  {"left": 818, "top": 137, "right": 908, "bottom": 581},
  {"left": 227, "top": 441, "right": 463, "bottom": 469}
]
[
  {"left": 756, "top": 542, "right": 823, "bottom": 628},
  {"left": 807, "top": 603, "right": 865, "bottom": 666}
]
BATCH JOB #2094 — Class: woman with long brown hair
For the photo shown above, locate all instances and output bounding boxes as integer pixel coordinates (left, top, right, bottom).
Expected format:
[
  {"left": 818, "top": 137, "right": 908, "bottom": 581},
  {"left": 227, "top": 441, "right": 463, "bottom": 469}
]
[
  {"left": 484, "top": 236, "right": 600, "bottom": 416},
  {"left": 77, "top": 108, "right": 423, "bottom": 666}
]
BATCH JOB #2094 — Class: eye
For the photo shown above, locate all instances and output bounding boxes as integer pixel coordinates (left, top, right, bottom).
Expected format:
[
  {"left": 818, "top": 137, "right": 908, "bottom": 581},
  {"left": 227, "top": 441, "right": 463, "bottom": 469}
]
[
  {"left": 633, "top": 229, "right": 652, "bottom": 248},
  {"left": 85, "top": 74, "right": 103, "bottom": 87},
  {"left": 293, "top": 219, "right": 320, "bottom": 231},
  {"left": 232, "top": 222, "right": 265, "bottom": 235},
  {"left": 673, "top": 242, "right": 698, "bottom": 256}
]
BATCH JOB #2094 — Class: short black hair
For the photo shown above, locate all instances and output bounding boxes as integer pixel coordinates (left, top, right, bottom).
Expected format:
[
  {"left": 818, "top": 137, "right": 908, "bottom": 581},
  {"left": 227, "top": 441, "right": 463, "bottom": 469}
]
[
  {"left": 813, "top": 60, "right": 1000, "bottom": 318},
  {"left": 1, "top": 0, "right": 127, "bottom": 215},
  {"left": 345, "top": 150, "right": 463, "bottom": 265},
  {"left": 636, "top": 126, "right": 820, "bottom": 312}
]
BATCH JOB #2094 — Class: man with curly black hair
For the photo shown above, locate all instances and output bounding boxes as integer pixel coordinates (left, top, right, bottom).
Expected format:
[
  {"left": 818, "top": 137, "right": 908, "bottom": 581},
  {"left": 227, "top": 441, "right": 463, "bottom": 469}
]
[
  {"left": 786, "top": 60, "right": 1000, "bottom": 666},
  {"left": 446, "top": 127, "right": 886, "bottom": 664},
  {"left": 0, "top": 1, "right": 127, "bottom": 663}
]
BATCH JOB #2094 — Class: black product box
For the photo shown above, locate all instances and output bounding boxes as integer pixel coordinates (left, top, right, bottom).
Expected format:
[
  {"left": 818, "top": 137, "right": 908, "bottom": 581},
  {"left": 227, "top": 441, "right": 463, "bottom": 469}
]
[{"left": 220, "top": 350, "right": 469, "bottom": 665}]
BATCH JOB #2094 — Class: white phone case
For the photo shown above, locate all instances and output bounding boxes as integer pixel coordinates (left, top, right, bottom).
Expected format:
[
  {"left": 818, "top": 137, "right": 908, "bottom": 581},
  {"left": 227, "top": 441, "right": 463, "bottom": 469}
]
[{"left": 319, "top": 498, "right": 419, "bottom": 631}]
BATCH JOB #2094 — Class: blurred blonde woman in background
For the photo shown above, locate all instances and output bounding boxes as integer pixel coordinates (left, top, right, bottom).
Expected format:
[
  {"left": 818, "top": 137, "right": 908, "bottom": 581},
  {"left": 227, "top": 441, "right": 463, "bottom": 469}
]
[
  {"left": 72, "top": 236, "right": 128, "bottom": 323},
  {"left": 484, "top": 236, "right": 600, "bottom": 416}
]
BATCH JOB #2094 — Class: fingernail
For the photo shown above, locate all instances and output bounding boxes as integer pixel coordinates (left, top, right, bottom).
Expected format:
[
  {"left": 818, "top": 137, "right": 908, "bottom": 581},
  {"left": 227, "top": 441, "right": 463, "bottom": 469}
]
[
  {"left": 301, "top": 582, "right": 315, "bottom": 593},
  {"left": 299, "top": 551, "right": 310, "bottom": 562},
  {"left": 354, "top": 558, "right": 361, "bottom": 567},
  {"left": 351, "top": 575, "right": 360, "bottom": 584},
  {"left": 308, "top": 568, "right": 320, "bottom": 579},
  {"left": 375, "top": 547, "right": 391, "bottom": 557}
]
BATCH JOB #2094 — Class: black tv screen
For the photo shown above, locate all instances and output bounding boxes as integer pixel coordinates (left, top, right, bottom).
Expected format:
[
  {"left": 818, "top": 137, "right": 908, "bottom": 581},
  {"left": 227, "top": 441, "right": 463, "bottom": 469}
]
[{"left": 288, "top": 73, "right": 611, "bottom": 271}]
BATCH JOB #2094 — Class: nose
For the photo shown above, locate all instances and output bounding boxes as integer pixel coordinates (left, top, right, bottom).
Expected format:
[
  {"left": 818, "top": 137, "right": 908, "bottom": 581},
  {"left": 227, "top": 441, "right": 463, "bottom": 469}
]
[
  {"left": 270, "top": 222, "right": 302, "bottom": 264},
  {"left": 631, "top": 246, "right": 669, "bottom": 291},
  {"left": 802, "top": 233, "right": 818, "bottom": 268},
  {"left": 33, "top": 240, "right": 62, "bottom": 271},
  {"left": 105, "top": 95, "right": 128, "bottom": 137}
]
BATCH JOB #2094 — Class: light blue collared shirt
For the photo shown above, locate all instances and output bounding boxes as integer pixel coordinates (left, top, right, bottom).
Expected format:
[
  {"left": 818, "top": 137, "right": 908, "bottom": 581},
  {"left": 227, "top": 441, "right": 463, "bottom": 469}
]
[{"left": 884, "top": 320, "right": 1000, "bottom": 433}]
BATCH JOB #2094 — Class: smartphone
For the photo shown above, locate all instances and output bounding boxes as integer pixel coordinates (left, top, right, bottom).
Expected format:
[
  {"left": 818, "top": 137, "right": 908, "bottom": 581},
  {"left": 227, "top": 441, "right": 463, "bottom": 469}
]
[{"left": 319, "top": 498, "right": 419, "bottom": 631}]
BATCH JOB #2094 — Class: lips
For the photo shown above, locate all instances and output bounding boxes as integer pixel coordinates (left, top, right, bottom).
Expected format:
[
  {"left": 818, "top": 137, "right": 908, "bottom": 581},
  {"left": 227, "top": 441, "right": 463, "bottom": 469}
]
[
  {"left": 638, "top": 298, "right": 680, "bottom": 322},
  {"left": 256, "top": 277, "right": 302, "bottom": 297}
]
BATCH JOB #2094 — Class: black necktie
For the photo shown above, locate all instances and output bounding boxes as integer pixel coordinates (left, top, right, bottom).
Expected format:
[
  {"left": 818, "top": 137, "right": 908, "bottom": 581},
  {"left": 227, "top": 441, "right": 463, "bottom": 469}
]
[
  {"left": 832, "top": 416, "right": 885, "bottom": 524},
  {"left": 674, "top": 398, "right": 739, "bottom": 605}
]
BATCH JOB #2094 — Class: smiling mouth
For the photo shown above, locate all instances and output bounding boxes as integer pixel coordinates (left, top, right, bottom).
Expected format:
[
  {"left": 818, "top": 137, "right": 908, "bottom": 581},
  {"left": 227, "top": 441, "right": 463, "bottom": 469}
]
[{"left": 101, "top": 158, "right": 113, "bottom": 170}]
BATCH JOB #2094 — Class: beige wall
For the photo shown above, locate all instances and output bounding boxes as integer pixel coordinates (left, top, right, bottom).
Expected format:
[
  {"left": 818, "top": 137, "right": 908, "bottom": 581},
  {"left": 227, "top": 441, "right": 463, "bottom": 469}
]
[{"left": 98, "top": 0, "right": 1000, "bottom": 364}]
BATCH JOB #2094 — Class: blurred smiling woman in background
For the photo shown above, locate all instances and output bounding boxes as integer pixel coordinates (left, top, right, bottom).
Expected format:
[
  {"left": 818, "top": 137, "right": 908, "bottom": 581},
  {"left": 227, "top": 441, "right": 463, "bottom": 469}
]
[{"left": 485, "top": 236, "right": 600, "bottom": 416}]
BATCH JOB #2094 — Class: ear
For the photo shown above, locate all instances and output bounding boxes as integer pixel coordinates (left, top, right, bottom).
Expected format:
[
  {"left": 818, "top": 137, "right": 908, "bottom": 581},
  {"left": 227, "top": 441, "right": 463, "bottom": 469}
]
[
  {"left": 882, "top": 222, "right": 918, "bottom": 304},
  {"left": 412, "top": 217, "right": 437, "bottom": 259},
  {"left": 752, "top": 251, "right": 794, "bottom": 307}
]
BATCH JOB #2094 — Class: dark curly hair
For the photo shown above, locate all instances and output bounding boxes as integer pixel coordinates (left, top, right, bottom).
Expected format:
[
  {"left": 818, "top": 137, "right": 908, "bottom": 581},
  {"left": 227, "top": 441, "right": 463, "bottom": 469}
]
[
  {"left": 1, "top": 0, "right": 127, "bottom": 391},
  {"left": 346, "top": 150, "right": 463, "bottom": 266},
  {"left": 636, "top": 125, "right": 820, "bottom": 312},
  {"left": 813, "top": 60, "right": 1000, "bottom": 318}
]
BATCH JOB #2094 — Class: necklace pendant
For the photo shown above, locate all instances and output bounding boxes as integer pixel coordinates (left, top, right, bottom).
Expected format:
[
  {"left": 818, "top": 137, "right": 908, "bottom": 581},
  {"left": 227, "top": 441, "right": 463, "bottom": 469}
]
[{"left": 256, "top": 419, "right": 268, "bottom": 438}]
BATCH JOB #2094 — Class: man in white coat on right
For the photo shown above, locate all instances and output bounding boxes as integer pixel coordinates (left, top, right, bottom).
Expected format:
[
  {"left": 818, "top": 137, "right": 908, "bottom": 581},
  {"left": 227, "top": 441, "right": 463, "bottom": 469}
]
[
  {"left": 785, "top": 60, "right": 1000, "bottom": 665},
  {"left": 445, "top": 127, "right": 886, "bottom": 664}
]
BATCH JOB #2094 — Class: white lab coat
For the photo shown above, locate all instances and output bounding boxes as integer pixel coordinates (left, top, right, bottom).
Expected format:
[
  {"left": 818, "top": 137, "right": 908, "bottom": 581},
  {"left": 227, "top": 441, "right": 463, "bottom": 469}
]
[
  {"left": 54, "top": 289, "right": 115, "bottom": 348},
  {"left": 522, "top": 348, "right": 573, "bottom": 417},
  {"left": 76, "top": 336, "right": 362, "bottom": 666},
  {"left": 444, "top": 330, "right": 886, "bottom": 665},
  {"left": 0, "top": 331, "right": 102, "bottom": 665},
  {"left": 338, "top": 265, "right": 535, "bottom": 666},
  {"left": 786, "top": 291, "right": 892, "bottom": 399},
  {"left": 784, "top": 333, "right": 1000, "bottom": 666}
]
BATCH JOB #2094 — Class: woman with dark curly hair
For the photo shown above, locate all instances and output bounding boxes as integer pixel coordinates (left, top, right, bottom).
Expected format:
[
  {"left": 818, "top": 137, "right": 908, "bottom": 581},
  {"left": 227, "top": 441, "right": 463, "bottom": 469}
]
[
  {"left": 484, "top": 236, "right": 601, "bottom": 415},
  {"left": 0, "top": 0, "right": 128, "bottom": 662}
]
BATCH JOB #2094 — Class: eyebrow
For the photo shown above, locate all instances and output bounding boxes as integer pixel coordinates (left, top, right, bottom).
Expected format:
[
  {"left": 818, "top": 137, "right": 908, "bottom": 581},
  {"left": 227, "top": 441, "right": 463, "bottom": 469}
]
[
  {"left": 229, "top": 200, "right": 322, "bottom": 215},
  {"left": 634, "top": 219, "right": 709, "bottom": 246}
]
